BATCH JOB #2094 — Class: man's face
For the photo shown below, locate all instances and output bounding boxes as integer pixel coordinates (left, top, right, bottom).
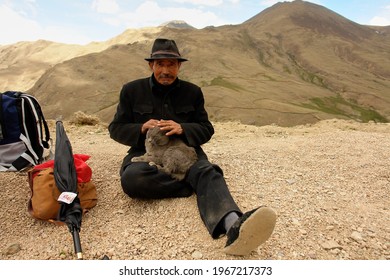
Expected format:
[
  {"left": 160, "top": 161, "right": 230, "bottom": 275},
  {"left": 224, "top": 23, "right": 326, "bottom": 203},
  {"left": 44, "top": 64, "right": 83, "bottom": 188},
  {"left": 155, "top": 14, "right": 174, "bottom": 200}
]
[{"left": 149, "top": 59, "right": 181, "bottom": 85}]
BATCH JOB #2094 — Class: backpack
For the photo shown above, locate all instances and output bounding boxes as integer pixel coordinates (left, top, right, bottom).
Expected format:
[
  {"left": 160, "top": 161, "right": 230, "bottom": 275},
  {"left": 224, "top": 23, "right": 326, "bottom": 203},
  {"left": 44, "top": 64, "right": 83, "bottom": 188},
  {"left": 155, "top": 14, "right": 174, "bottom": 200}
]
[{"left": 0, "top": 91, "right": 51, "bottom": 171}]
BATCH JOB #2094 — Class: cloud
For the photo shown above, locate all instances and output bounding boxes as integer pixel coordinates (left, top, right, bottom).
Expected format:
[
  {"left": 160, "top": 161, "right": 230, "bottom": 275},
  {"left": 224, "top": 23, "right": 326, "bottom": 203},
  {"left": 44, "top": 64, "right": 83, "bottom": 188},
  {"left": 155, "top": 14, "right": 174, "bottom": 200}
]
[
  {"left": 259, "top": 0, "right": 292, "bottom": 6},
  {"left": 369, "top": 16, "right": 390, "bottom": 26},
  {"left": 173, "top": 0, "right": 223, "bottom": 6},
  {"left": 260, "top": 0, "right": 321, "bottom": 7},
  {"left": 0, "top": 3, "right": 91, "bottom": 45},
  {"left": 101, "top": 17, "right": 121, "bottom": 27},
  {"left": 91, "top": 0, "right": 119, "bottom": 14},
  {"left": 173, "top": 0, "right": 241, "bottom": 6},
  {"left": 0, "top": 4, "right": 41, "bottom": 44},
  {"left": 369, "top": 5, "right": 390, "bottom": 26},
  {"left": 39, "top": 25, "right": 93, "bottom": 45},
  {"left": 103, "top": 0, "right": 226, "bottom": 29}
]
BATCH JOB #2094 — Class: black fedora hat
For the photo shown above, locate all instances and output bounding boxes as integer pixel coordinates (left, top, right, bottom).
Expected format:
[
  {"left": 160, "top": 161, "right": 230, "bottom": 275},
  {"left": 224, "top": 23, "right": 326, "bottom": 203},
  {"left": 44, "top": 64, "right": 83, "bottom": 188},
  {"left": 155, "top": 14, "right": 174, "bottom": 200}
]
[{"left": 145, "top": 38, "right": 188, "bottom": 62}]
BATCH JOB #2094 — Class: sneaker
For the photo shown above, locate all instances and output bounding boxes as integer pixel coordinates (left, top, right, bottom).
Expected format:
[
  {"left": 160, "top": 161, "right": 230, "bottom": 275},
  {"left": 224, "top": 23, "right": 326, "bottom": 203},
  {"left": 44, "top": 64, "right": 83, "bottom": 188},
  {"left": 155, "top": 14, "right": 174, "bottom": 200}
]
[{"left": 223, "top": 206, "right": 277, "bottom": 256}]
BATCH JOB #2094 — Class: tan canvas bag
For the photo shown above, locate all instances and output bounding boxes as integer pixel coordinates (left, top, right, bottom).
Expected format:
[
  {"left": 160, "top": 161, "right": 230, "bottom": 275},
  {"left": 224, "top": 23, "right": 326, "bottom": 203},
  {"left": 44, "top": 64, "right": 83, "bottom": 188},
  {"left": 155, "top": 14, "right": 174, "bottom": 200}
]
[{"left": 27, "top": 167, "right": 97, "bottom": 221}]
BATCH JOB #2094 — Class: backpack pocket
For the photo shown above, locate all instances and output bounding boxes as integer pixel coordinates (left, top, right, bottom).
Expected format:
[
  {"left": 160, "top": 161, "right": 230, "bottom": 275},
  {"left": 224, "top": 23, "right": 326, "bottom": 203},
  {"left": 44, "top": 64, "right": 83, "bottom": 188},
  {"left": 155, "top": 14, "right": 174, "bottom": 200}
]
[{"left": 0, "top": 141, "right": 26, "bottom": 166}]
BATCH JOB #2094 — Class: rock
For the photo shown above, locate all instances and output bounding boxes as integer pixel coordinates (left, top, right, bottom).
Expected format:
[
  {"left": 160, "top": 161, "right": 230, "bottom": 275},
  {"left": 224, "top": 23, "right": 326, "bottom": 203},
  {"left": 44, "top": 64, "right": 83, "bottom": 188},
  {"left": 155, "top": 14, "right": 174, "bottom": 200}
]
[
  {"left": 350, "top": 231, "right": 363, "bottom": 242},
  {"left": 299, "top": 229, "right": 307, "bottom": 235},
  {"left": 191, "top": 250, "right": 203, "bottom": 259},
  {"left": 330, "top": 248, "right": 340, "bottom": 255},
  {"left": 286, "top": 179, "right": 296, "bottom": 185},
  {"left": 308, "top": 251, "right": 317, "bottom": 259},
  {"left": 5, "top": 243, "right": 21, "bottom": 255},
  {"left": 291, "top": 218, "right": 301, "bottom": 226},
  {"left": 321, "top": 240, "right": 343, "bottom": 250}
]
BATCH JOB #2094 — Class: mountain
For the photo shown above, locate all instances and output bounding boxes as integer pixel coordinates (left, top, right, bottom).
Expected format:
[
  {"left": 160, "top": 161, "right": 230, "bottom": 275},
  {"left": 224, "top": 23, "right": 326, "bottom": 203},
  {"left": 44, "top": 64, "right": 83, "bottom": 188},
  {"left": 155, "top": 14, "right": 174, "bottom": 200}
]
[
  {"left": 160, "top": 20, "right": 196, "bottom": 29},
  {"left": 0, "top": 40, "right": 98, "bottom": 92},
  {"left": 3, "top": 0, "right": 390, "bottom": 126},
  {"left": 0, "top": 27, "right": 163, "bottom": 92}
]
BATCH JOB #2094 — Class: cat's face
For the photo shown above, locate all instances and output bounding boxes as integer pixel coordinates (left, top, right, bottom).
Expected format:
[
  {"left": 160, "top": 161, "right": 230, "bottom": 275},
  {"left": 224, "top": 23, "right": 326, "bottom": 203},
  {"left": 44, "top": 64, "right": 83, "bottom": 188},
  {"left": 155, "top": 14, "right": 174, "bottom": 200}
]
[{"left": 146, "top": 127, "right": 170, "bottom": 146}]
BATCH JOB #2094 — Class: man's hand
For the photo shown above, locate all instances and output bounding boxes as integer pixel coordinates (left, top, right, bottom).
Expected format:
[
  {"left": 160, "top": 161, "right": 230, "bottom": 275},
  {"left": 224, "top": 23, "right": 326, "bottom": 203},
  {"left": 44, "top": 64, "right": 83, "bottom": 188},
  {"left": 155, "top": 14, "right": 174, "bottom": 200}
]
[
  {"left": 157, "top": 119, "right": 183, "bottom": 136},
  {"left": 141, "top": 119, "right": 160, "bottom": 134}
]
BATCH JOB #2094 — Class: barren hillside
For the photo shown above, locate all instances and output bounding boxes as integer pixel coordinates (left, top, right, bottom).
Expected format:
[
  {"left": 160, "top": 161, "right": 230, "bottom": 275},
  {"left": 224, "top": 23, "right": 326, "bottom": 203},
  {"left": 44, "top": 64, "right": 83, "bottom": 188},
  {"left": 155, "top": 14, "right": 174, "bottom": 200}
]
[{"left": 0, "top": 27, "right": 162, "bottom": 93}]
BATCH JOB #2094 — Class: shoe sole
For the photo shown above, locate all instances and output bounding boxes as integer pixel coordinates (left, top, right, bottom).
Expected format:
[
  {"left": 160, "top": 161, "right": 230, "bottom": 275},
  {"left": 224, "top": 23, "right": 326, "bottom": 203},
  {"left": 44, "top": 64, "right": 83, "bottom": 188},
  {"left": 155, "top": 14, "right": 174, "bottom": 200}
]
[{"left": 223, "top": 207, "right": 277, "bottom": 256}]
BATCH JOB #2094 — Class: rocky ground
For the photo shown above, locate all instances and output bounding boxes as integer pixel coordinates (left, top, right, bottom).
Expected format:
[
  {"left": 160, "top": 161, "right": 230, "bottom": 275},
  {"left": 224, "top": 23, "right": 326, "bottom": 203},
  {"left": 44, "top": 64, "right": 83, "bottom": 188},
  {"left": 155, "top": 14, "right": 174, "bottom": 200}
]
[{"left": 0, "top": 119, "right": 389, "bottom": 260}]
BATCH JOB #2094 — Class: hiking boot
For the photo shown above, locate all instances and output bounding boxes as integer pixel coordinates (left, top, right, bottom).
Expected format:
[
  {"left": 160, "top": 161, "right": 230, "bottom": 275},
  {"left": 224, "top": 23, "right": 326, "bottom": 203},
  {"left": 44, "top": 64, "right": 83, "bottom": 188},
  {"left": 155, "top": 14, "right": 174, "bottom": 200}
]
[{"left": 223, "top": 206, "right": 277, "bottom": 256}]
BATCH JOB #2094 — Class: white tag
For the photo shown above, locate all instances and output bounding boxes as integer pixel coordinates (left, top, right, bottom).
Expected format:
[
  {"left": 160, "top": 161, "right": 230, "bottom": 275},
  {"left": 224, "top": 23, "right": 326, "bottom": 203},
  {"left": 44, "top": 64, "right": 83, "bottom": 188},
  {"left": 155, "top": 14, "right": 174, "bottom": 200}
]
[{"left": 58, "top": 192, "right": 77, "bottom": 204}]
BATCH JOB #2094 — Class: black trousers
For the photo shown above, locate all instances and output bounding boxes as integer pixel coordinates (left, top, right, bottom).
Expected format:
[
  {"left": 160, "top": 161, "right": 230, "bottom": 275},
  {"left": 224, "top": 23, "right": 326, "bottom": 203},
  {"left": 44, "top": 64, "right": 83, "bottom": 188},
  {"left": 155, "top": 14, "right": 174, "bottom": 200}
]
[{"left": 120, "top": 159, "right": 242, "bottom": 238}]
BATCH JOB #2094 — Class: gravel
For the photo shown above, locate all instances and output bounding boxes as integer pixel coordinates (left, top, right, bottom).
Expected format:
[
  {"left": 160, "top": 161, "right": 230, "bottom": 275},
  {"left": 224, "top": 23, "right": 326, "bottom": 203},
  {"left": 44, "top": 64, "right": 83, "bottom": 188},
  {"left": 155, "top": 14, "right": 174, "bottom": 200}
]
[{"left": 0, "top": 119, "right": 389, "bottom": 260}]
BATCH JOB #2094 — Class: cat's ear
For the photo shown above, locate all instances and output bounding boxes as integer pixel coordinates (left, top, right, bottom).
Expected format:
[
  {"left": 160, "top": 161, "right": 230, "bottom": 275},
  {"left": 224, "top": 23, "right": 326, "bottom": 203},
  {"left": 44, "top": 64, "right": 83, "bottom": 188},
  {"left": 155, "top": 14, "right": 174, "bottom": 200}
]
[{"left": 156, "top": 133, "right": 169, "bottom": 145}]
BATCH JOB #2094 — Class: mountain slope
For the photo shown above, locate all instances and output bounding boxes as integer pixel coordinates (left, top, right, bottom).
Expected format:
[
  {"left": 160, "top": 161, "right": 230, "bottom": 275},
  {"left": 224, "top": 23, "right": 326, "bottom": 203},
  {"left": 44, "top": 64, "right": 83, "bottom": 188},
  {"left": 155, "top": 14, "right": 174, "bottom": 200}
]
[
  {"left": 239, "top": 0, "right": 390, "bottom": 121},
  {"left": 0, "top": 40, "right": 96, "bottom": 92},
  {"left": 0, "top": 27, "right": 163, "bottom": 92}
]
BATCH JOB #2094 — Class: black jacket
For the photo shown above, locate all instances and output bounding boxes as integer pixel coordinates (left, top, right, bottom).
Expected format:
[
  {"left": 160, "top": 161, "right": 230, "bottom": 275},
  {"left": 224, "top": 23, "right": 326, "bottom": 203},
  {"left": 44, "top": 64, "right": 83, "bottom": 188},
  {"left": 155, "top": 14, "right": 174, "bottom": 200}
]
[{"left": 108, "top": 75, "right": 214, "bottom": 162}]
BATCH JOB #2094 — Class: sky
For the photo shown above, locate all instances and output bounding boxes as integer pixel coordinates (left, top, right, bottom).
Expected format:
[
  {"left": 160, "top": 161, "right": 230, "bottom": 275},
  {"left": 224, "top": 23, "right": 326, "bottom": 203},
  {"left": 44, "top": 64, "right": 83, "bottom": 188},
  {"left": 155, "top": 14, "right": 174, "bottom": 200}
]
[{"left": 0, "top": 0, "right": 389, "bottom": 45}]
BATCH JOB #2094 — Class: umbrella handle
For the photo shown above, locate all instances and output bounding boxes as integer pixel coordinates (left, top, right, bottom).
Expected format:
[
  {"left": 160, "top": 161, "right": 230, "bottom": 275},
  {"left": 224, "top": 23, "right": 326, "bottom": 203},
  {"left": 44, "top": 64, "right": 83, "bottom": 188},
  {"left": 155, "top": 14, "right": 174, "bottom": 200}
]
[{"left": 72, "top": 229, "right": 83, "bottom": 260}]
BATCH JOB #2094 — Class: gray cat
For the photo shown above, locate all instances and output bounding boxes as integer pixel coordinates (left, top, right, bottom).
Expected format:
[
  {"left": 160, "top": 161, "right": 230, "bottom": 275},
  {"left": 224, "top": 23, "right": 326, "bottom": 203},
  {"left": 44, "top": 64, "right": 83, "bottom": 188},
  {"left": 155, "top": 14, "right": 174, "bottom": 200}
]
[{"left": 131, "top": 127, "right": 198, "bottom": 181}]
